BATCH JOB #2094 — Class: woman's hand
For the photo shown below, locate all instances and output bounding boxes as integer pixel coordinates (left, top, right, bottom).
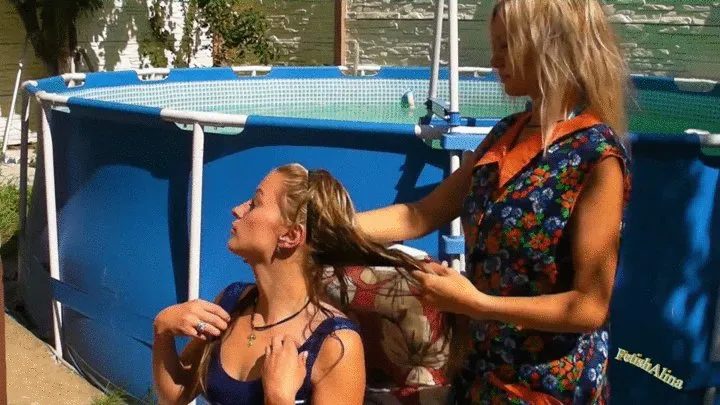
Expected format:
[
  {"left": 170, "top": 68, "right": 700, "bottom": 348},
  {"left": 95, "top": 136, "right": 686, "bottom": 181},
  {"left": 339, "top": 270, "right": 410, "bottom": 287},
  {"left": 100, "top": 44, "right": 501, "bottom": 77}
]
[
  {"left": 412, "top": 261, "right": 486, "bottom": 317},
  {"left": 263, "top": 335, "right": 308, "bottom": 405},
  {"left": 153, "top": 299, "right": 231, "bottom": 340}
]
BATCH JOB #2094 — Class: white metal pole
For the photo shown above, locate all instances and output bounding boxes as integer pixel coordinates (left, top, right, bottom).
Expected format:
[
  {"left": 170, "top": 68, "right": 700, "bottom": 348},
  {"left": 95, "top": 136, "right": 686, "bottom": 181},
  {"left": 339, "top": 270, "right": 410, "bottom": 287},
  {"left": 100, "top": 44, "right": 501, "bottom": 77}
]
[
  {"left": 449, "top": 152, "right": 464, "bottom": 273},
  {"left": 17, "top": 91, "right": 30, "bottom": 287},
  {"left": 41, "top": 105, "right": 63, "bottom": 361},
  {"left": 447, "top": 0, "right": 463, "bottom": 273},
  {"left": 448, "top": 0, "right": 460, "bottom": 116},
  {"left": 2, "top": 38, "right": 28, "bottom": 162},
  {"left": 188, "top": 123, "right": 205, "bottom": 301},
  {"left": 429, "top": 0, "right": 445, "bottom": 100},
  {"left": 186, "top": 122, "right": 204, "bottom": 405}
]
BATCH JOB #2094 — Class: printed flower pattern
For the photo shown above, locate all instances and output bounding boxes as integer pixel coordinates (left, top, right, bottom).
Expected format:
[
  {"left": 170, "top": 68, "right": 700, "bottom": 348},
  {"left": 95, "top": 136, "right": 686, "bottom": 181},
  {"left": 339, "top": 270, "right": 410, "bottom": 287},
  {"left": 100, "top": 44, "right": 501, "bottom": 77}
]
[
  {"left": 321, "top": 265, "right": 451, "bottom": 404},
  {"left": 454, "top": 113, "right": 631, "bottom": 405}
]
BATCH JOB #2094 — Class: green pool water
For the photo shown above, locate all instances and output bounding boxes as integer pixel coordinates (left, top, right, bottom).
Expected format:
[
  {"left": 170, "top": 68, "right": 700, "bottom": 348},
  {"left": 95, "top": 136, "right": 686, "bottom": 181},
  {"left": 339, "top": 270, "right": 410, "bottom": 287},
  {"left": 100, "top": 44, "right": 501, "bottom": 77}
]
[{"left": 229, "top": 103, "right": 719, "bottom": 135}]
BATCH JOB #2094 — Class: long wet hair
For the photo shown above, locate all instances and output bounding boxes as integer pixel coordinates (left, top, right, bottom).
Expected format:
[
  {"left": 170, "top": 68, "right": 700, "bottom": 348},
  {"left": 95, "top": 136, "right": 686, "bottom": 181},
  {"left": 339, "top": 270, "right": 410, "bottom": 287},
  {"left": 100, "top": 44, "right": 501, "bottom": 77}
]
[
  {"left": 493, "top": 0, "right": 631, "bottom": 147},
  {"left": 190, "top": 163, "right": 430, "bottom": 395}
]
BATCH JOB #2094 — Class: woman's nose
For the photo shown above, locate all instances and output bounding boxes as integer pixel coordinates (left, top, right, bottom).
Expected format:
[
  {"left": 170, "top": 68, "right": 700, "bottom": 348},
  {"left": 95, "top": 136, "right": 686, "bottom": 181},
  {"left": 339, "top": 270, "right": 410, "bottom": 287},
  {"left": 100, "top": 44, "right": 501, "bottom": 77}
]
[{"left": 232, "top": 202, "right": 248, "bottom": 218}]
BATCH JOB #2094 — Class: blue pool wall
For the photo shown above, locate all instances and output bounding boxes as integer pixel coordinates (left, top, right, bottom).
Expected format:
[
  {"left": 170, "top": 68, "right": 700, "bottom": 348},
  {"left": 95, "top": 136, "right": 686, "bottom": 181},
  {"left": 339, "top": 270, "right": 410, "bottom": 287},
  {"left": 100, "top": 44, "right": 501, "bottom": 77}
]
[{"left": 19, "top": 66, "right": 720, "bottom": 403}]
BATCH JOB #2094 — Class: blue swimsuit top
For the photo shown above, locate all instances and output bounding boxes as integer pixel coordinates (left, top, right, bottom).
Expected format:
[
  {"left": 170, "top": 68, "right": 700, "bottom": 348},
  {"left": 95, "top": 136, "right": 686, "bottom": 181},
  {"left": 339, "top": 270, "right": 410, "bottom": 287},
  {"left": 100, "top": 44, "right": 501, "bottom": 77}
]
[{"left": 202, "top": 282, "right": 358, "bottom": 405}]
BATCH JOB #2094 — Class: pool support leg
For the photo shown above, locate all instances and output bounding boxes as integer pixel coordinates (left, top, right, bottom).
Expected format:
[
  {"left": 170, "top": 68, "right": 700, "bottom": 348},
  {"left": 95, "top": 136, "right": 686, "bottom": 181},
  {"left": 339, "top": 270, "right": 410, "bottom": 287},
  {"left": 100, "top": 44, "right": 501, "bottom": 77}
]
[
  {"left": 188, "top": 122, "right": 205, "bottom": 302},
  {"left": 18, "top": 91, "right": 30, "bottom": 288},
  {"left": 40, "top": 104, "right": 63, "bottom": 362},
  {"left": 186, "top": 123, "right": 205, "bottom": 405}
]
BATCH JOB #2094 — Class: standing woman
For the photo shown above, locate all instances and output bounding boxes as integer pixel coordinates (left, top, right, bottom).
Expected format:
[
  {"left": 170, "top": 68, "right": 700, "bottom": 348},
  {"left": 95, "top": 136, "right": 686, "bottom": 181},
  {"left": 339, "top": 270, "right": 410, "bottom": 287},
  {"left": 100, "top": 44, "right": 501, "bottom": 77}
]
[{"left": 356, "top": 0, "right": 632, "bottom": 403}]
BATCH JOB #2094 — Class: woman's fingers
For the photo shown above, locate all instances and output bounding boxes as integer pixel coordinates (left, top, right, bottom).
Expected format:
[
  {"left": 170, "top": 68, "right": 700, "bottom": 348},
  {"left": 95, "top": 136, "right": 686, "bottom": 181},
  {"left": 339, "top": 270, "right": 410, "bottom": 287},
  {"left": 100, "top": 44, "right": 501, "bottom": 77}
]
[
  {"left": 183, "top": 321, "right": 208, "bottom": 340},
  {"left": 266, "top": 335, "right": 301, "bottom": 358},
  {"left": 298, "top": 350, "right": 308, "bottom": 368},
  {"left": 195, "top": 310, "right": 229, "bottom": 335},
  {"left": 184, "top": 309, "right": 226, "bottom": 338},
  {"left": 411, "top": 270, "right": 428, "bottom": 283},
  {"left": 180, "top": 300, "right": 230, "bottom": 337},
  {"left": 435, "top": 261, "right": 452, "bottom": 275},
  {"left": 411, "top": 271, "right": 434, "bottom": 293},
  {"left": 199, "top": 300, "right": 232, "bottom": 322},
  {"left": 421, "top": 261, "right": 452, "bottom": 276},
  {"left": 271, "top": 334, "right": 284, "bottom": 353},
  {"left": 283, "top": 335, "right": 301, "bottom": 349}
]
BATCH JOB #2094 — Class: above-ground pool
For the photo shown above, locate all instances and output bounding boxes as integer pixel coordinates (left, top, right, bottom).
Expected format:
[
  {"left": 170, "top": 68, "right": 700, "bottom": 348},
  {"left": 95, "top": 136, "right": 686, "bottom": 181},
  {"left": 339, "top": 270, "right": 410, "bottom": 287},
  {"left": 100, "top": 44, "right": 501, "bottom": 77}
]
[{"left": 18, "top": 66, "right": 720, "bottom": 404}]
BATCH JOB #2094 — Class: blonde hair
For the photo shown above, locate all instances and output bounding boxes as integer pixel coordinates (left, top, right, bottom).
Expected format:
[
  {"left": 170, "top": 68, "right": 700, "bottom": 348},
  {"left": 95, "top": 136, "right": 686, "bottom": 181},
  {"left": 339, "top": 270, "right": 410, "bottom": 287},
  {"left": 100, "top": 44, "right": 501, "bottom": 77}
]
[
  {"left": 493, "top": 0, "right": 631, "bottom": 145},
  {"left": 191, "top": 163, "right": 432, "bottom": 395}
]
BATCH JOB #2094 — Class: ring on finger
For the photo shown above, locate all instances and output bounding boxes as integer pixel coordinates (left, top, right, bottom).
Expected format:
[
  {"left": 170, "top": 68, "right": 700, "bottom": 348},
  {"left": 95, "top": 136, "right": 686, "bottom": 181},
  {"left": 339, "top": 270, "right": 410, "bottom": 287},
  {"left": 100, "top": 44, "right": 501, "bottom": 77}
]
[{"left": 196, "top": 320, "right": 207, "bottom": 334}]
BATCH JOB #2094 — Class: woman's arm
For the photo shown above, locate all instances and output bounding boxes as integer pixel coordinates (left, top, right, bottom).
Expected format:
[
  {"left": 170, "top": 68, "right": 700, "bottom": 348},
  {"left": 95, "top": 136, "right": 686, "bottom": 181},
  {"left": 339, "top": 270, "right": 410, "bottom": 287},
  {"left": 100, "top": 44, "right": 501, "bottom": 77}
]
[
  {"left": 152, "top": 289, "right": 231, "bottom": 405},
  {"left": 356, "top": 149, "right": 480, "bottom": 243},
  {"left": 152, "top": 333, "right": 207, "bottom": 405},
  {"left": 468, "top": 157, "right": 625, "bottom": 332},
  {"left": 415, "top": 157, "right": 625, "bottom": 333},
  {"left": 309, "top": 329, "right": 366, "bottom": 405}
]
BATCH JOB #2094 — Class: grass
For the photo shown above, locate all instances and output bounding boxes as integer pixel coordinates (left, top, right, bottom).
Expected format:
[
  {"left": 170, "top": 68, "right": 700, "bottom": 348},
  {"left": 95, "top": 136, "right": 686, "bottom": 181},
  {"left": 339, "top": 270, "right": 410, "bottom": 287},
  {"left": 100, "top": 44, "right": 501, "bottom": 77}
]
[
  {"left": 0, "top": 179, "right": 23, "bottom": 247},
  {"left": 0, "top": 160, "right": 33, "bottom": 252},
  {"left": 90, "top": 387, "right": 159, "bottom": 405},
  {"left": 91, "top": 389, "right": 130, "bottom": 405}
]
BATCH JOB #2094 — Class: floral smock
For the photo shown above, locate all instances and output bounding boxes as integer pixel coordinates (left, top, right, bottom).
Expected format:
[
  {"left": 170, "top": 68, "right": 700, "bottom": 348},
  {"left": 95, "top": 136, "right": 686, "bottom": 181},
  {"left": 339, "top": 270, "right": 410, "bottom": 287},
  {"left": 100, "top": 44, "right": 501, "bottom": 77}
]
[{"left": 451, "top": 111, "right": 631, "bottom": 404}]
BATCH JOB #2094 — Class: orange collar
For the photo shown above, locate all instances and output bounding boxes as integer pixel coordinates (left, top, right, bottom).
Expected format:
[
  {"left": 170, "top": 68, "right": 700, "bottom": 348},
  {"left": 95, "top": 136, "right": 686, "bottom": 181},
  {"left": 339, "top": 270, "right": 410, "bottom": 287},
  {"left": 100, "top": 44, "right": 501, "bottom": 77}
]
[{"left": 475, "top": 111, "right": 602, "bottom": 188}]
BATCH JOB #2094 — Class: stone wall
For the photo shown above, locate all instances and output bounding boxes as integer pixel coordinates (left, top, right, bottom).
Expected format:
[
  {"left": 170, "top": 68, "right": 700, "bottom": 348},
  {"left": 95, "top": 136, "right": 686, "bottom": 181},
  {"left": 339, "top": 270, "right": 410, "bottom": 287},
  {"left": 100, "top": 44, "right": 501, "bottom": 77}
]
[
  {"left": 606, "top": 1, "right": 720, "bottom": 79},
  {"left": 259, "top": 0, "right": 720, "bottom": 79},
  {"left": 345, "top": 0, "right": 490, "bottom": 67},
  {"left": 74, "top": 0, "right": 212, "bottom": 72},
  {"left": 255, "top": 1, "right": 336, "bottom": 66},
  {"left": 0, "top": 0, "right": 210, "bottom": 142},
  {"left": 0, "top": 1, "right": 47, "bottom": 123},
  {"left": 2, "top": 0, "right": 718, "bottom": 120}
]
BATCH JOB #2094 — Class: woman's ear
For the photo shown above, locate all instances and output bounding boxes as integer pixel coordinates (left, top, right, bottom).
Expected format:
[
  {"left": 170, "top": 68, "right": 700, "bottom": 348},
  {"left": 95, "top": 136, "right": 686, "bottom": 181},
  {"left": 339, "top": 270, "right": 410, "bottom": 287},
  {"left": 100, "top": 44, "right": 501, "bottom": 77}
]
[{"left": 277, "top": 224, "right": 306, "bottom": 249}]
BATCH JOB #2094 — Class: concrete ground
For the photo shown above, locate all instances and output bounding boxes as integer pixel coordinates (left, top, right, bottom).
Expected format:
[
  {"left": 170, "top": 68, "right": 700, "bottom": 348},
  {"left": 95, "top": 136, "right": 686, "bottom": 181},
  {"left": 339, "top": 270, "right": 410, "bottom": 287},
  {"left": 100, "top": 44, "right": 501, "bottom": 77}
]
[
  {"left": 0, "top": 147, "right": 35, "bottom": 187},
  {"left": 2, "top": 146, "right": 107, "bottom": 404},
  {"left": 5, "top": 315, "right": 105, "bottom": 405}
]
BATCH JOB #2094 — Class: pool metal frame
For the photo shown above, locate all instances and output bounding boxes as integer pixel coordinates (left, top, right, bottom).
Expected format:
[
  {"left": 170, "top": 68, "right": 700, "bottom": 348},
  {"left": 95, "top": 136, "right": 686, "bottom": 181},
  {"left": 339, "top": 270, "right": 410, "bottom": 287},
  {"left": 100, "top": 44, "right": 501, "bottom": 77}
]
[
  {"left": 16, "top": 65, "right": 720, "bottom": 404},
  {"left": 19, "top": 64, "right": 496, "bottom": 363}
]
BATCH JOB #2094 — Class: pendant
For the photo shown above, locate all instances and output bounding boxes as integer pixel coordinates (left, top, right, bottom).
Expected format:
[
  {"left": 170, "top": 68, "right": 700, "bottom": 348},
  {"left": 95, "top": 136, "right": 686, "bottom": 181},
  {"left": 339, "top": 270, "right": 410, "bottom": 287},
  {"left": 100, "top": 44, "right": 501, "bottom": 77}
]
[{"left": 247, "top": 332, "right": 256, "bottom": 347}]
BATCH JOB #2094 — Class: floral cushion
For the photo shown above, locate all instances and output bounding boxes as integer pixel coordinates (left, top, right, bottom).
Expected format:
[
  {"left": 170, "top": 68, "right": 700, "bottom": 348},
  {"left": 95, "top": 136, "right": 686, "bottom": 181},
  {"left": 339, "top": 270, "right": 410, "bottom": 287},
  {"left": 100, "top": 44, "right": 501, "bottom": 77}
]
[{"left": 320, "top": 246, "right": 451, "bottom": 404}]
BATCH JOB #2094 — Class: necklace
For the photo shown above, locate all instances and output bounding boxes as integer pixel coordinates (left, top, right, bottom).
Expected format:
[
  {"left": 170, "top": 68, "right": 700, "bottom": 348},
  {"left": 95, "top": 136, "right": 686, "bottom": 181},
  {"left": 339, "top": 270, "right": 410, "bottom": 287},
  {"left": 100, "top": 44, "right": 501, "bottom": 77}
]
[{"left": 247, "top": 296, "right": 310, "bottom": 347}]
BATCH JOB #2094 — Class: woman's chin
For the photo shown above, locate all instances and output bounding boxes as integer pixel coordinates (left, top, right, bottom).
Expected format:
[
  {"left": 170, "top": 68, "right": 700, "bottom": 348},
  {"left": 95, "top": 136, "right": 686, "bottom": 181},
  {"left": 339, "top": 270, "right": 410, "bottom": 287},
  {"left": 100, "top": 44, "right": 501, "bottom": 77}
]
[
  {"left": 498, "top": 81, "right": 528, "bottom": 97},
  {"left": 226, "top": 241, "right": 243, "bottom": 256}
]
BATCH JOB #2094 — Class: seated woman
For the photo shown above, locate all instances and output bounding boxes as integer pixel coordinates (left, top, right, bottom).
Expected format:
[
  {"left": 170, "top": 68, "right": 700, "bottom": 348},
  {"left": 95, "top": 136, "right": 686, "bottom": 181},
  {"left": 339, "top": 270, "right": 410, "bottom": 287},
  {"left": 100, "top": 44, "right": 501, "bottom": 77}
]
[{"left": 151, "top": 163, "right": 424, "bottom": 405}]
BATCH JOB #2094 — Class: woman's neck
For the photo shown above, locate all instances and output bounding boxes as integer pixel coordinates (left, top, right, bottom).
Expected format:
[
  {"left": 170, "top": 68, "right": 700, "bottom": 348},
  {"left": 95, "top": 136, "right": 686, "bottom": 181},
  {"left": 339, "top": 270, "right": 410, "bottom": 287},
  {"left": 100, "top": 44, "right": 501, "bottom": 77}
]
[
  {"left": 251, "top": 261, "right": 311, "bottom": 325},
  {"left": 527, "top": 91, "right": 584, "bottom": 127}
]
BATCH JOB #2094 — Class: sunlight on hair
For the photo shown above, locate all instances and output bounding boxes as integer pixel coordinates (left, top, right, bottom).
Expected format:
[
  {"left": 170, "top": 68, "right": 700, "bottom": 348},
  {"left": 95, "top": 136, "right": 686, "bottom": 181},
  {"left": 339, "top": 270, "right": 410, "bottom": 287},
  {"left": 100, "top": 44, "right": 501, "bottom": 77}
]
[{"left": 493, "top": 0, "right": 631, "bottom": 149}]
